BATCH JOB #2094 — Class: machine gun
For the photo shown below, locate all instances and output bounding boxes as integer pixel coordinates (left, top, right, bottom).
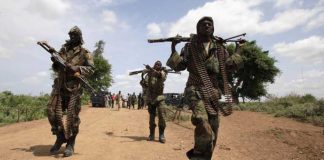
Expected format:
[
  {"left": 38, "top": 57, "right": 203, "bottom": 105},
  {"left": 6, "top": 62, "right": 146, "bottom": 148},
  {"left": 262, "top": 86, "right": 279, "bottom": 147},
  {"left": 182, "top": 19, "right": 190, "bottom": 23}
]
[
  {"left": 148, "top": 33, "right": 246, "bottom": 44},
  {"left": 129, "top": 67, "right": 181, "bottom": 76},
  {"left": 37, "top": 41, "right": 97, "bottom": 95}
]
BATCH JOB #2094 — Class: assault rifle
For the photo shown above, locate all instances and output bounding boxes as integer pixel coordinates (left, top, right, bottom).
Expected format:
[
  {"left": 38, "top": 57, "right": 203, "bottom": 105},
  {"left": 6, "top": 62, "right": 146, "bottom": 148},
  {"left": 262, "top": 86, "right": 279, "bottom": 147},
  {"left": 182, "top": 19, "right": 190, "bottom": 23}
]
[
  {"left": 148, "top": 33, "right": 246, "bottom": 43},
  {"left": 37, "top": 41, "right": 97, "bottom": 95},
  {"left": 129, "top": 67, "right": 181, "bottom": 75}
]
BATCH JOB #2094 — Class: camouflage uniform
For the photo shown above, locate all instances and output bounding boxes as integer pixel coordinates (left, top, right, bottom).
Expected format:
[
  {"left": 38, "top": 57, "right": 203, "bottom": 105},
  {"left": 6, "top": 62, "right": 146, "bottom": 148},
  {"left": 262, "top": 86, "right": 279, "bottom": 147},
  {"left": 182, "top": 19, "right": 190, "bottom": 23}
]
[
  {"left": 47, "top": 26, "right": 94, "bottom": 157},
  {"left": 167, "top": 17, "right": 243, "bottom": 160},
  {"left": 141, "top": 61, "right": 168, "bottom": 143}
]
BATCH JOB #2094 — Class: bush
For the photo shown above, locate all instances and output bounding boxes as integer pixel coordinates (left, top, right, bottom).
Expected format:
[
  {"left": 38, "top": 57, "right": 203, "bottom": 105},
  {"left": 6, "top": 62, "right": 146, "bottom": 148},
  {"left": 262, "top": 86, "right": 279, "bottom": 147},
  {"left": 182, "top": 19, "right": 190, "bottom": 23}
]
[{"left": 237, "top": 94, "right": 324, "bottom": 126}]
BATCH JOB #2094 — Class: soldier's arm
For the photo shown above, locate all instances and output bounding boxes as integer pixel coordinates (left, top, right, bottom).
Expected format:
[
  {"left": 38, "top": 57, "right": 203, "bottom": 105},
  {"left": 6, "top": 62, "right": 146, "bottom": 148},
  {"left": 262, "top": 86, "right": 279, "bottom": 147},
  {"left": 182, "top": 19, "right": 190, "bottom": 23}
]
[
  {"left": 79, "top": 49, "right": 95, "bottom": 77},
  {"left": 51, "top": 46, "right": 65, "bottom": 72},
  {"left": 166, "top": 43, "right": 188, "bottom": 71},
  {"left": 225, "top": 43, "right": 243, "bottom": 71}
]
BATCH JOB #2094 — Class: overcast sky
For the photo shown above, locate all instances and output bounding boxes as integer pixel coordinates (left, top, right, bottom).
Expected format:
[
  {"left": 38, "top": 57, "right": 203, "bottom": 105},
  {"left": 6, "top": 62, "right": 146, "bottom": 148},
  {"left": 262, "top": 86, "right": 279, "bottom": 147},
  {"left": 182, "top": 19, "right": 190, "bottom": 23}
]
[{"left": 0, "top": 0, "right": 323, "bottom": 99}]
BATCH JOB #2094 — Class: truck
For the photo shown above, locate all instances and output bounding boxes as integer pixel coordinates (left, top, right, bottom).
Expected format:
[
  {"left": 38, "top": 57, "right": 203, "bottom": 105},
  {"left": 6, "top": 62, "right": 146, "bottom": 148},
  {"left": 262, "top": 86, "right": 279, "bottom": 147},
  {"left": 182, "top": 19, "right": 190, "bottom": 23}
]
[{"left": 90, "top": 91, "right": 110, "bottom": 107}]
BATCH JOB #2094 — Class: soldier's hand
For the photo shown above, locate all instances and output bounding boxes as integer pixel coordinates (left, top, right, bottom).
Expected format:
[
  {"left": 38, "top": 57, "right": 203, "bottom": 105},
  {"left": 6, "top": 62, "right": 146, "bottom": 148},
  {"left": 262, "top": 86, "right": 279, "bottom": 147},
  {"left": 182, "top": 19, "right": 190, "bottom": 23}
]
[
  {"left": 48, "top": 47, "right": 56, "bottom": 53},
  {"left": 50, "top": 57, "right": 56, "bottom": 62},
  {"left": 145, "top": 65, "right": 152, "bottom": 70},
  {"left": 236, "top": 38, "right": 246, "bottom": 47},
  {"left": 66, "top": 63, "right": 80, "bottom": 72},
  {"left": 74, "top": 72, "right": 81, "bottom": 78},
  {"left": 171, "top": 39, "right": 181, "bottom": 53}
]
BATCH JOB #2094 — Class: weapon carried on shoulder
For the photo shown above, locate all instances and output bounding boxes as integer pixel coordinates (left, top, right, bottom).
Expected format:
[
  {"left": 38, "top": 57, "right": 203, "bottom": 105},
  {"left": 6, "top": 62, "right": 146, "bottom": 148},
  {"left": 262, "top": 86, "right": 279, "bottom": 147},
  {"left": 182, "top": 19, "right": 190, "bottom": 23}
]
[
  {"left": 37, "top": 41, "right": 97, "bottom": 95},
  {"left": 148, "top": 33, "right": 246, "bottom": 44},
  {"left": 129, "top": 66, "right": 181, "bottom": 75}
]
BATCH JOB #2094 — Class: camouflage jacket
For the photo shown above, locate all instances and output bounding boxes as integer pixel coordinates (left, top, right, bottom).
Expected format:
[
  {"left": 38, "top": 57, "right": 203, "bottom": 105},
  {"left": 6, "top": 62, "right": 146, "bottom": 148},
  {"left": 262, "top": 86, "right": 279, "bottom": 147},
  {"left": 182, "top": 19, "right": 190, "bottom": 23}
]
[
  {"left": 141, "top": 69, "right": 167, "bottom": 103},
  {"left": 167, "top": 34, "right": 243, "bottom": 101},
  {"left": 53, "top": 43, "right": 94, "bottom": 95}
]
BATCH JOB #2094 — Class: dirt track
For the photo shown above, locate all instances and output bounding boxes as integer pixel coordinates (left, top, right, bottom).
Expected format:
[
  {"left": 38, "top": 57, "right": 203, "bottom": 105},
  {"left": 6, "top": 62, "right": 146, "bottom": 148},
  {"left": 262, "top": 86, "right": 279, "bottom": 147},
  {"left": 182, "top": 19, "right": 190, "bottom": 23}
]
[{"left": 0, "top": 106, "right": 323, "bottom": 160}]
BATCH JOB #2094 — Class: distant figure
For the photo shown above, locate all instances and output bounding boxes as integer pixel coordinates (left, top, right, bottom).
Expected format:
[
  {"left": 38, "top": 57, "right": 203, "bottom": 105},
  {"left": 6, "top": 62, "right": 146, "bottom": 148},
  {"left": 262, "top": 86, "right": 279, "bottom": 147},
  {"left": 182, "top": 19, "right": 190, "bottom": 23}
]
[
  {"left": 116, "top": 91, "right": 122, "bottom": 111},
  {"left": 108, "top": 92, "right": 112, "bottom": 108},
  {"left": 111, "top": 93, "right": 116, "bottom": 108},
  {"left": 137, "top": 93, "right": 144, "bottom": 109},
  {"left": 127, "top": 93, "right": 131, "bottom": 109},
  {"left": 131, "top": 92, "right": 137, "bottom": 109}
]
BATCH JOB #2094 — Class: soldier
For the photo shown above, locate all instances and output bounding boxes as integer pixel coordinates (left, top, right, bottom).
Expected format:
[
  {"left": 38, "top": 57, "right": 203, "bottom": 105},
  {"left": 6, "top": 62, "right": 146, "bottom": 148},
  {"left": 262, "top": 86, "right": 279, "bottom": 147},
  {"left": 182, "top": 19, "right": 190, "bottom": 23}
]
[
  {"left": 116, "top": 91, "right": 122, "bottom": 110},
  {"left": 111, "top": 93, "right": 115, "bottom": 108},
  {"left": 141, "top": 61, "right": 168, "bottom": 143},
  {"left": 137, "top": 93, "right": 143, "bottom": 109},
  {"left": 167, "top": 17, "right": 244, "bottom": 160},
  {"left": 47, "top": 26, "right": 94, "bottom": 157},
  {"left": 131, "top": 92, "right": 137, "bottom": 109},
  {"left": 127, "top": 93, "right": 131, "bottom": 109}
]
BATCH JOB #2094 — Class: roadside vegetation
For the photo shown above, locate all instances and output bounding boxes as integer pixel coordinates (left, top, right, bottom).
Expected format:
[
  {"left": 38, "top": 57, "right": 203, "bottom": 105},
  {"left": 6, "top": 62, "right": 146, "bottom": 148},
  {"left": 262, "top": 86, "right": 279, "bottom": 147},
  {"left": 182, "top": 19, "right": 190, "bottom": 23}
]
[
  {"left": 0, "top": 91, "right": 90, "bottom": 126},
  {"left": 235, "top": 94, "right": 324, "bottom": 126}
]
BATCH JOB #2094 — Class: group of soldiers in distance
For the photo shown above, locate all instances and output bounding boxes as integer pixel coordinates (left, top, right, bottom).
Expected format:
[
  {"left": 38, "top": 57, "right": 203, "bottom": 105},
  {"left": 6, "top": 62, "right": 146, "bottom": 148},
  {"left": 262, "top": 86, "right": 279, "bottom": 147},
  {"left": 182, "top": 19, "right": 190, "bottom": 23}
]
[
  {"left": 105, "top": 91, "right": 145, "bottom": 110},
  {"left": 41, "top": 16, "right": 246, "bottom": 160}
]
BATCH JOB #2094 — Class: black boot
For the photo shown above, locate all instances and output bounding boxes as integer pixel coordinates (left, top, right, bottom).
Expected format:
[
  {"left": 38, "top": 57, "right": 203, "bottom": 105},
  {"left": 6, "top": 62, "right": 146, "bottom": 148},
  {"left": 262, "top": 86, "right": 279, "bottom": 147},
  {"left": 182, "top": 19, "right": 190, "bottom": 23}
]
[
  {"left": 147, "top": 127, "right": 155, "bottom": 141},
  {"left": 63, "top": 135, "right": 76, "bottom": 157},
  {"left": 159, "top": 127, "right": 166, "bottom": 143},
  {"left": 186, "top": 148, "right": 210, "bottom": 160},
  {"left": 50, "top": 132, "right": 66, "bottom": 154}
]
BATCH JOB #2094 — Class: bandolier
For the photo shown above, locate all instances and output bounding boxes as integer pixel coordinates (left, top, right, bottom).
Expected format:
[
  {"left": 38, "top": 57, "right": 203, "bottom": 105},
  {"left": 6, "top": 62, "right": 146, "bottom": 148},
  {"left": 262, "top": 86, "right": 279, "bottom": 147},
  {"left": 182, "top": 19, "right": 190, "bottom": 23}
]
[
  {"left": 167, "top": 17, "right": 243, "bottom": 160},
  {"left": 47, "top": 26, "right": 94, "bottom": 157}
]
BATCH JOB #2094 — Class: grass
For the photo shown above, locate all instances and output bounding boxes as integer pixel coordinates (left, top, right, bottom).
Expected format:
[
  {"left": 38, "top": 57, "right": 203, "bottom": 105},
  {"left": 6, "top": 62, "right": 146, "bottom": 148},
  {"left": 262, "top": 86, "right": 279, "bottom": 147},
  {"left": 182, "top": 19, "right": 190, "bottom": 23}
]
[{"left": 235, "top": 94, "right": 324, "bottom": 126}]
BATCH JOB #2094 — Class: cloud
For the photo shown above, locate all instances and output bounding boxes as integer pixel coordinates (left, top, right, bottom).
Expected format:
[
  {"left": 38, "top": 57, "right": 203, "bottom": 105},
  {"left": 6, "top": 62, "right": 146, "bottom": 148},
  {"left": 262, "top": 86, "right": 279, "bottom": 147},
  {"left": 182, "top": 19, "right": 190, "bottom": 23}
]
[
  {"left": 101, "top": 10, "right": 129, "bottom": 31},
  {"left": 26, "top": 0, "right": 70, "bottom": 19},
  {"left": 273, "top": 0, "right": 303, "bottom": 8},
  {"left": 21, "top": 71, "right": 50, "bottom": 86},
  {"left": 0, "top": 45, "right": 13, "bottom": 59},
  {"left": 268, "top": 69, "right": 324, "bottom": 98},
  {"left": 306, "top": 12, "right": 324, "bottom": 30},
  {"left": 272, "top": 36, "right": 324, "bottom": 64},
  {"left": 146, "top": 23, "right": 162, "bottom": 37},
  {"left": 166, "top": 0, "right": 323, "bottom": 37}
]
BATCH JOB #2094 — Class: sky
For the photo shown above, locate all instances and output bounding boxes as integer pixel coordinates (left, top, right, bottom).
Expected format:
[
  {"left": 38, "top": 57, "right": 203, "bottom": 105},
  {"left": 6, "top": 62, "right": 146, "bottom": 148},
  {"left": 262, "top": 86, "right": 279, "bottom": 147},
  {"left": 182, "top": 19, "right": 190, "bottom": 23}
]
[{"left": 0, "top": 0, "right": 323, "bottom": 99}]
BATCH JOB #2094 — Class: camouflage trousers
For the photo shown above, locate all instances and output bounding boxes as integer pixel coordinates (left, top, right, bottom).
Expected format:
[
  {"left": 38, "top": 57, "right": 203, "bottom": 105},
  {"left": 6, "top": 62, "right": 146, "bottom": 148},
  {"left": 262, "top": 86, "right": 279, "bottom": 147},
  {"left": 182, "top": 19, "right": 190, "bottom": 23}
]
[
  {"left": 47, "top": 93, "right": 81, "bottom": 138},
  {"left": 147, "top": 100, "right": 167, "bottom": 130},
  {"left": 190, "top": 100, "right": 219, "bottom": 160}
]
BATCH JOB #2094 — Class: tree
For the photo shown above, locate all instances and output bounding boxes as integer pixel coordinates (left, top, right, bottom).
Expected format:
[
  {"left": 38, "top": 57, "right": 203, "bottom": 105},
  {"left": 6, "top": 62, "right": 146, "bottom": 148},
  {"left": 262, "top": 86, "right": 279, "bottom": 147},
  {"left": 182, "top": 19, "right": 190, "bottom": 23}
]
[
  {"left": 227, "top": 41, "right": 280, "bottom": 103},
  {"left": 88, "top": 40, "right": 113, "bottom": 92}
]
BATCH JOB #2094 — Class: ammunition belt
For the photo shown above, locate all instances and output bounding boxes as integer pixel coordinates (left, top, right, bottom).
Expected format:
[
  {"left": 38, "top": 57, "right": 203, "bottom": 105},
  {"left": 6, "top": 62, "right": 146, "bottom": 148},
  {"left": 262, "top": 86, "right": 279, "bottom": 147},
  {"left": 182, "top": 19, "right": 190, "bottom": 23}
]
[{"left": 190, "top": 41, "right": 232, "bottom": 116}]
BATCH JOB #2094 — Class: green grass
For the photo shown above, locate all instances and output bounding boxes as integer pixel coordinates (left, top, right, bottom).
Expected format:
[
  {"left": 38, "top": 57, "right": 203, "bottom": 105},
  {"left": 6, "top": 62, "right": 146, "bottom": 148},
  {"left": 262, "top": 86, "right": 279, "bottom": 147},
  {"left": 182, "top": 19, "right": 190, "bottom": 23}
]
[
  {"left": 235, "top": 94, "right": 324, "bottom": 126},
  {"left": 0, "top": 91, "right": 90, "bottom": 126}
]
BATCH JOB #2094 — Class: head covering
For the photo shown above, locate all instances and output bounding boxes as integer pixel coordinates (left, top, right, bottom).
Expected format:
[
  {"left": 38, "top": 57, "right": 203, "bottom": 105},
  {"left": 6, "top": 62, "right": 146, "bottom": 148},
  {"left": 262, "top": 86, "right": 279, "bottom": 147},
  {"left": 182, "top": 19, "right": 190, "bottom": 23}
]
[
  {"left": 196, "top": 16, "right": 214, "bottom": 34},
  {"left": 68, "top": 26, "right": 84, "bottom": 44}
]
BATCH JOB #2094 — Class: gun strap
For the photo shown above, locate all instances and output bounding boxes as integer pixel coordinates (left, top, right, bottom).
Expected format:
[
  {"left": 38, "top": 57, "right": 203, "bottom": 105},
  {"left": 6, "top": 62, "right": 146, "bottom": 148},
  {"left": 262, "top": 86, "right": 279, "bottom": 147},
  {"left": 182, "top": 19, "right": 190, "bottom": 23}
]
[{"left": 190, "top": 41, "right": 232, "bottom": 116}]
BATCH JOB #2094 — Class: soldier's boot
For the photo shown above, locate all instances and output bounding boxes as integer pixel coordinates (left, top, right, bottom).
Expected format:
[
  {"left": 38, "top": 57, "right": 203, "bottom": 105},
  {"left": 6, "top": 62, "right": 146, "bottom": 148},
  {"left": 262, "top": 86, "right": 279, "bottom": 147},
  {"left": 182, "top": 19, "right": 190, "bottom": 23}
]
[
  {"left": 158, "top": 127, "right": 166, "bottom": 143},
  {"left": 148, "top": 127, "right": 155, "bottom": 141},
  {"left": 186, "top": 149, "right": 211, "bottom": 160},
  {"left": 63, "top": 135, "right": 76, "bottom": 157},
  {"left": 50, "top": 132, "right": 66, "bottom": 154}
]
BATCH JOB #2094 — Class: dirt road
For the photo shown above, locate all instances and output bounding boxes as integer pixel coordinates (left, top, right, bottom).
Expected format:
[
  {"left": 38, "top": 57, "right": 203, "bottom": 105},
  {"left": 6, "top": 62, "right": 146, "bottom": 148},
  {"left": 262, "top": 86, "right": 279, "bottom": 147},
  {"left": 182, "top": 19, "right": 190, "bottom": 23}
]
[{"left": 0, "top": 106, "right": 323, "bottom": 160}]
